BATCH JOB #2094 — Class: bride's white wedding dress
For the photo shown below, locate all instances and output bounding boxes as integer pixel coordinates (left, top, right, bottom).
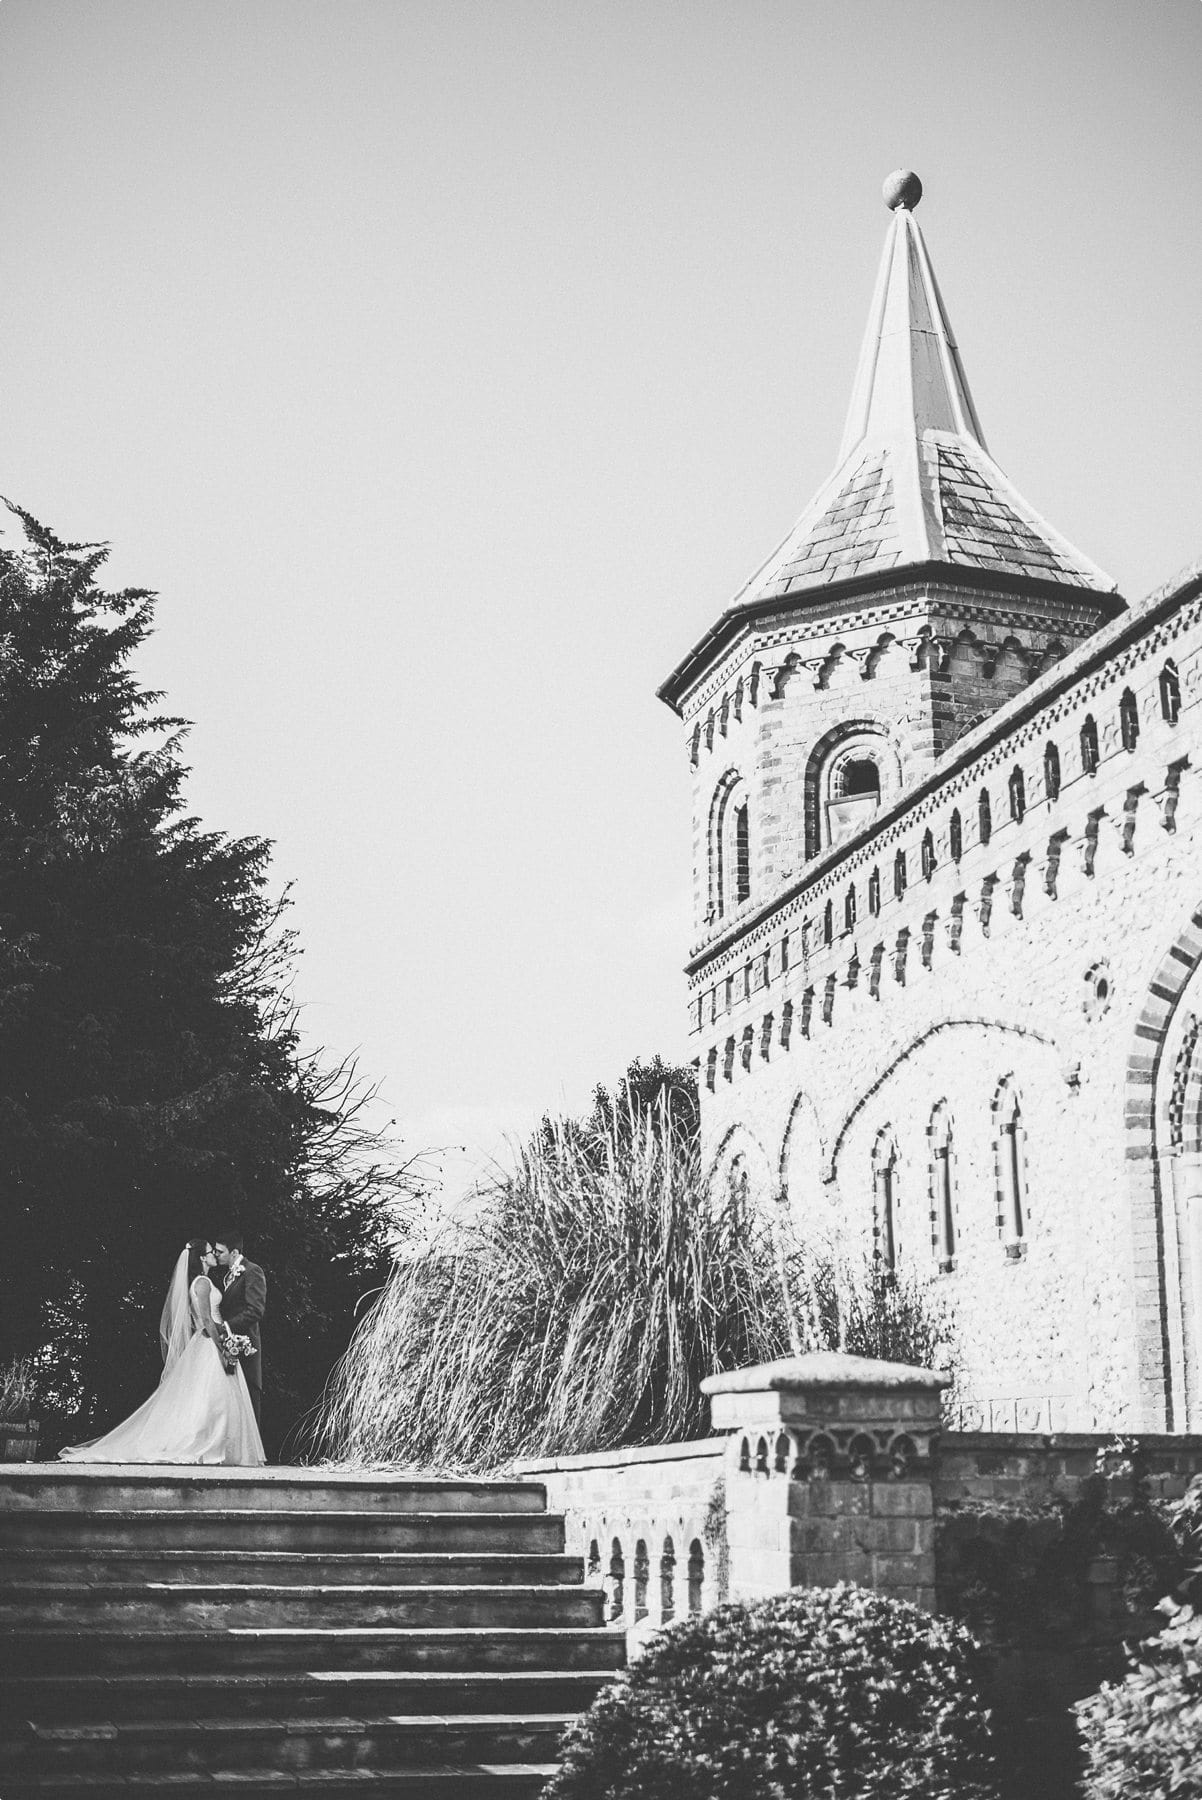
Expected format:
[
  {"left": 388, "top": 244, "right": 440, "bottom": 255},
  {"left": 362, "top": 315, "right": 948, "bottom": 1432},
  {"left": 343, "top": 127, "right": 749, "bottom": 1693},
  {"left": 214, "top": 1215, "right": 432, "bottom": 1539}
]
[{"left": 60, "top": 1273, "right": 265, "bottom": 1466}]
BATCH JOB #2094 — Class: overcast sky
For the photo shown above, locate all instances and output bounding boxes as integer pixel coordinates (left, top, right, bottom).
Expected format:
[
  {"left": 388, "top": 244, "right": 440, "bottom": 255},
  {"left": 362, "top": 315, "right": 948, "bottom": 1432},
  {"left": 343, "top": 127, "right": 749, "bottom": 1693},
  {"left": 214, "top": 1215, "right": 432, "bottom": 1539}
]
[{"left": 2, "top": 0, "right": 1200, "bottom": 1207}]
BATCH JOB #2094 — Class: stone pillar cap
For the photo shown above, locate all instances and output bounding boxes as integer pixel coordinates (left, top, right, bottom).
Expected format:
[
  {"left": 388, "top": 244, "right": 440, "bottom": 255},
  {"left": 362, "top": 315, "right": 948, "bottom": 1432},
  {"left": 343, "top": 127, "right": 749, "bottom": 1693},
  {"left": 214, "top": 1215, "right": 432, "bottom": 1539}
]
[{"left": 701, "top": 1352, "right": 950, "bottom": 1396}]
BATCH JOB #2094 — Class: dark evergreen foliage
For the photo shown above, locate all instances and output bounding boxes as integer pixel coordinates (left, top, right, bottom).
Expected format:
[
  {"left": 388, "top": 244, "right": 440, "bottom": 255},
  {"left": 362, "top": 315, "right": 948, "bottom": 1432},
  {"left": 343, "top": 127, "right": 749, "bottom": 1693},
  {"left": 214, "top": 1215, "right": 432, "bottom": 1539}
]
[
  {"left": 0, "top": 507, "right": 416, "bottom": 1456},
  {"left": 546, "top": 1582, "right": 998, "bottom": 1800}
]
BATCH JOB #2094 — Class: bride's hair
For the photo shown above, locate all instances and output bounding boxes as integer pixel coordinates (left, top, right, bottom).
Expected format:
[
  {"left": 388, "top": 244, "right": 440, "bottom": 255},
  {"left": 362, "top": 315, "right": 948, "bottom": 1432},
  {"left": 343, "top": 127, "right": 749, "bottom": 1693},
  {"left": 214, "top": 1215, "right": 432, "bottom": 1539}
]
[{"left": 185, "top": 1238, "right": 211, "bottom": 1286}]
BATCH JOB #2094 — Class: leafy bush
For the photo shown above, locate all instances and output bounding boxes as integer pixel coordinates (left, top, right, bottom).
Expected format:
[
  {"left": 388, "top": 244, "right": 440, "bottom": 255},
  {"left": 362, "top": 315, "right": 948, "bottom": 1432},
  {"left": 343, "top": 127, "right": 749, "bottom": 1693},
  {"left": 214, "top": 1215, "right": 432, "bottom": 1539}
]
[
  {"left": 1076, "top": 1599, "right": 1202, "bottom": 1799},
  {"left": 0, "top": 1357, "right": 36, "bottom": 1423},
  {"left": 545, "top": 1582, "right": 997, "bottom": 1800}
]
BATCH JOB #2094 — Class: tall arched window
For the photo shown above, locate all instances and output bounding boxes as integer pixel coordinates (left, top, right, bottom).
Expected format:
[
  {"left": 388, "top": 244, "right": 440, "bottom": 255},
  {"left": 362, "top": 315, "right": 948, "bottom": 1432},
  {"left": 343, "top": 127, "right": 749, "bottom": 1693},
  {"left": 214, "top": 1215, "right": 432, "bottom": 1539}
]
[
  {"left": 1119, "top": 687, "right": 1139, "bottom": 753},
  {"left": 873, "top": 1130, "right": 900, "bottom": 1271},
  {"left": 921, "top": 829, "right": 936, "bottom": 881},
  {"left": 929, "top": 1103, "right": 956, "bottom": 1271},
  {"left": 844, "top": 883, "right": 857, "bottom": 932},
  {"left": 709, "top": 776, "right": 750, "bottom": 920},
  {"left": 1044, "top": 741, "right": 1061, "bottom": 802},
  {"left": 893, "top": 849, "right": 907, "bottom": 899},
  {"left": 978, "top": 788, "right": 992, "bottom": 846},
  {"left": 823, "top": 899, "right": 834, "bottom": 945},
  {"left": 1080, "top": 714, "right": 1099, "bottom": 776},
  {"left": 949, "top": 809, "right": 963, "bottom": 862},
  {"left": 1008, "top": 765, "right": 1026, "bottom": 824},
  {"left": 1161, "top": 659, "right": 1182, "bottom": 726},
  {"left": 993, "top": 1081, "right": 1026, "bottom": 1254}
]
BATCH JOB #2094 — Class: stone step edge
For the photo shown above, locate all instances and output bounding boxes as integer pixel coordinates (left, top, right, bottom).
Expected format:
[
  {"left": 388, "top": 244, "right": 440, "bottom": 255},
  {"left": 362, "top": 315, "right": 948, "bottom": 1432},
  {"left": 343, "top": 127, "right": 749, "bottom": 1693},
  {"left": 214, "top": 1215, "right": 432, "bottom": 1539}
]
[
  {"left": 29, "top": 1711, "right": 574, "bottom": 1734},
  {"left": 0, "top": 1764, "right": 560, "bottom": 1790},
  {"left": 0, "top": 1656, "right": 604, "bottom": 1684},
  {"left": 3, "top": 1626, "right": 623, "bottom": 1643},
  {"left": 0, "top": 1581, "right": 595, "bottom": 1600},
  {"left": 0, "top": 1549, "right": 581, "bottom": 1567}
]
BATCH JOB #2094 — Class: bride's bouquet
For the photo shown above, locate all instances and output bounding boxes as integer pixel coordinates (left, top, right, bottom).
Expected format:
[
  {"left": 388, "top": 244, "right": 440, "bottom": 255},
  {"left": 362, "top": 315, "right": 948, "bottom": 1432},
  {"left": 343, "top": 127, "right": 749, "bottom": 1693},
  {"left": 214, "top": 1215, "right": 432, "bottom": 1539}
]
[{"left": 222, "top": 1332, "right": 254, "bottom": 1360}]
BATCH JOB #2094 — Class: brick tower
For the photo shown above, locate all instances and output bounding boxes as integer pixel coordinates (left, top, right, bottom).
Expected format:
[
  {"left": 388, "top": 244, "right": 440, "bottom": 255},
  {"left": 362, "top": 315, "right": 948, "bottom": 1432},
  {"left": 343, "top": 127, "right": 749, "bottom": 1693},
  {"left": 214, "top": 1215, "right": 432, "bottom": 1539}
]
[{"left": 659, "top": 170, "right": 1123, "bottom": 945}]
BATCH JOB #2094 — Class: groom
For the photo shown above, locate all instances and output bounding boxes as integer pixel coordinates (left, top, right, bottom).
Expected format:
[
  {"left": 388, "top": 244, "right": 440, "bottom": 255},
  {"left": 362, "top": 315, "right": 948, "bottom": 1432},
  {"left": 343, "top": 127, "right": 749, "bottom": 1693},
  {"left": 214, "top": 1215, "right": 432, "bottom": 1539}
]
[{"left": 214, "top": 1231, "right": 266, "bottom": 1427}]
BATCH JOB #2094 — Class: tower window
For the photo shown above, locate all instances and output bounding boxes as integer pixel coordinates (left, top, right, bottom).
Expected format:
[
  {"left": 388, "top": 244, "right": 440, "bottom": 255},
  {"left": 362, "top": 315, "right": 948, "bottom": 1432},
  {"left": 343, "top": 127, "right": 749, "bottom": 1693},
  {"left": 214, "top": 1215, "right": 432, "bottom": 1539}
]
[
  {"left": 921, "top": 829, "right": 936, "bottom": 881},
  {"left": 1080, "top": 714, "right": 1099, "bottom": 776},
  {"left": 978, "top": 787, "right": 992, "bottom": 846},
  {"left": 825, "top": 750, "right": 884, "bottom": 847},
  {"left": 1161, "top": 660, "right": 1181, "bottom": 726},
  {"left": 844, "top": 884, "right": 857, "bottom": 932},
  {"left": 1008, "top": 766, "right": 1026, "bottom": 824},
  {"left": 823, "top": 899, "right": 834, "bottom": 946},
  {"left": 1044, "top": 741, "right": 1061, "bottom": 802},
  {"left": 949, "top": 809, "right": 963, "bottom": 862},
  {"left": 1119, "top": 687, "right": 1139, "bottom": 753},
  {"left": 867, "top": 866, "right": 881, "bottom": 915},
  {"left": 734, "top": 804, "right": 750, "bottom": 903},
  {"left": 893, "top": 849, "right": 907, "bottom": 899}
]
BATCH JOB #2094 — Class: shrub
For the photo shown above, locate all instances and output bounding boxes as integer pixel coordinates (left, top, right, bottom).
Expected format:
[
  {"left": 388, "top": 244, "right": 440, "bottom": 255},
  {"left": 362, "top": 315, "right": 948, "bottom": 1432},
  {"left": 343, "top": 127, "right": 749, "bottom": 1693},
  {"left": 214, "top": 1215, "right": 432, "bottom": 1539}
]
[
  {"left": 545, "top": 1582, "right": 998, "bottom": 1800},
  {"left": 315, "top": 1093, "right": 792, "bottom": 1469},
  {"left": 1075, "top": 1599, "right": 1202, "bottom": 1799}
]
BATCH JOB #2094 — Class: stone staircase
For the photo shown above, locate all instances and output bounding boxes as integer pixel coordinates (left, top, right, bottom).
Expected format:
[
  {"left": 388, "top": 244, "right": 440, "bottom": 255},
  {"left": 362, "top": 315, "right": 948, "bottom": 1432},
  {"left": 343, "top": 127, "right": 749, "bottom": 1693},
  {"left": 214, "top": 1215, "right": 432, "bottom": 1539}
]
[{"left": 0, "top": 1464, "right": 623, "bottom": 1796}]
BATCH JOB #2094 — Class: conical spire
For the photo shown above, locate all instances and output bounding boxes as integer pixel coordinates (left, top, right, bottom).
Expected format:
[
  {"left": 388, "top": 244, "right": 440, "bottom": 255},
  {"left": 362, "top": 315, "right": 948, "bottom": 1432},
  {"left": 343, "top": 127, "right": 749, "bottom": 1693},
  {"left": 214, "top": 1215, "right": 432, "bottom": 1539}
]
[{"left": 731, "top": 172, "right": 1115, "bottom": 605}]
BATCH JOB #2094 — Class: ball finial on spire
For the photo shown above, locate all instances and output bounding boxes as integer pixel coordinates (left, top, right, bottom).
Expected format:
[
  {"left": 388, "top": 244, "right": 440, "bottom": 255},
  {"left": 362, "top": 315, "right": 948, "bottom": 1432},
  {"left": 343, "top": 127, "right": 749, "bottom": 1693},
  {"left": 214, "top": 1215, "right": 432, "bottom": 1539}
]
[{"left": 883, "top": 169, "right": 922, "bottom": 211}]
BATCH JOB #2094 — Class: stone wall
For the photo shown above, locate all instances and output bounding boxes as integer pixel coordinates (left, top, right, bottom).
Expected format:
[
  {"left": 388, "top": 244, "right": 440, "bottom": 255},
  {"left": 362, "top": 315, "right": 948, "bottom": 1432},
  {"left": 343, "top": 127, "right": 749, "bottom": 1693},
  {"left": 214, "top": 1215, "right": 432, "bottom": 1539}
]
[
  {"left": 679, "top": 562, "right": 1202, "bottom": 1433},
  {"left": 521, "top": 1357, "right": 1202, "bottom": 1795},
  {"left": 515, "top": 1438, "right": 725, "bottom": 1648}
]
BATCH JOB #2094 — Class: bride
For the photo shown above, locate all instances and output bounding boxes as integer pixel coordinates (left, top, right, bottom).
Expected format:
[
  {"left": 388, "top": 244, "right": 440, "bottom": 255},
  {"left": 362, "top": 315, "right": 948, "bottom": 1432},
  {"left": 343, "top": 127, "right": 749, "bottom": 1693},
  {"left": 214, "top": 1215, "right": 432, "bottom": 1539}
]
[{"left": 60, "top": 1239, "right": 265, "bottom": 1466}]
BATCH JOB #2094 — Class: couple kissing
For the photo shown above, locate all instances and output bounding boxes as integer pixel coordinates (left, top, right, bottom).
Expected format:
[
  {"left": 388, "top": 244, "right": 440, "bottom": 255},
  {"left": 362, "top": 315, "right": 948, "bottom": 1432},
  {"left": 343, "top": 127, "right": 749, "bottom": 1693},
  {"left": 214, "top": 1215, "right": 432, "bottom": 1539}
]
[{"left": 60, "top": 1232, "right": 268, "bottom": 1467}]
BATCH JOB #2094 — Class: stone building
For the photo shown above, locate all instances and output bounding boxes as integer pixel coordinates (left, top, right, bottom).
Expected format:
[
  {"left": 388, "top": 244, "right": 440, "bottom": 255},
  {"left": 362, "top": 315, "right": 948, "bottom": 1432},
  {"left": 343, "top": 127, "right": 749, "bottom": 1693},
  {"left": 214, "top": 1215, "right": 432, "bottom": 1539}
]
[{"left": 658, "top": 171, "right": 1202, "bottom": 1435}]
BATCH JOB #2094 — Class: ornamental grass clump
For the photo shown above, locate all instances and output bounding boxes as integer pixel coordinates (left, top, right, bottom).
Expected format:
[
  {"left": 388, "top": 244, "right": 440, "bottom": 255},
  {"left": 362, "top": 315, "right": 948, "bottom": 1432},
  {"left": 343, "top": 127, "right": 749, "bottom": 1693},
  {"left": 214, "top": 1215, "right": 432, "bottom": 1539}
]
[
  {"left": 1075, "top": 1599, "right": 1202, "bottom": 1800},
  {"left": 545, "top": 1582, "right": 998, "bottom": 1800},
  {"left": 315, "top": 1095, "right": 791, "bottom": 1469}
]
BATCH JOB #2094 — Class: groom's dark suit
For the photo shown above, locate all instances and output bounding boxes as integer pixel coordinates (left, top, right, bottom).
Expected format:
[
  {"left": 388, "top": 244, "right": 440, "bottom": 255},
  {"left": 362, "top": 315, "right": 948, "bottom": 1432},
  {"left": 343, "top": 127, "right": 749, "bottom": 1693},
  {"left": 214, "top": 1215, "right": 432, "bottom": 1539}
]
[{"left": 222, "top": 1259, "right": 266, "bottom": 1426}]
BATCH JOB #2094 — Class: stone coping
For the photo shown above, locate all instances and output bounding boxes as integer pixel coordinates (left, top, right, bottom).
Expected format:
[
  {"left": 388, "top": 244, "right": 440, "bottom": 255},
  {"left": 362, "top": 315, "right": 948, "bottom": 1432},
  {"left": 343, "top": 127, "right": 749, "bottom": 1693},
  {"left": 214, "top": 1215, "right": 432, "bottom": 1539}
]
[
  {"left": 513, "top": 1439, "right": 724, "bottom": 1477},
  {"left": 941, "top": 1432, "right": 1202, "bottom": 1453},
  {"left": 0, "top": 1462, "right": 536, "bottom": 1488},
  {"left": 702, "top": 1352, "right": 950, "bottom": 1395}
]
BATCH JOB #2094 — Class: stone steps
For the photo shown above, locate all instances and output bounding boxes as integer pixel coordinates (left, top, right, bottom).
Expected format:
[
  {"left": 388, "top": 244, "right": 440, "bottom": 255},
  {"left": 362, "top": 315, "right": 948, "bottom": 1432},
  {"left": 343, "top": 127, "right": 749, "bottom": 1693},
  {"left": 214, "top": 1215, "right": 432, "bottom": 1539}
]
[
  {"left": 0, "top": 1669, "right": 611, "bottom": 1724},
  {"left": 0, "top": 1547, "right": 584, "bottom": 1585},
  {"left": 4, "top": 1712, "right": 573, "bottom": 1777},
  {"left": 8, "top": 1625, "right": 623, "bottom": 1675},
  {"left": 0, "top": 1508, "right": 565, "bottom": 1554},
  {"left": 0, "top": 1465, "right": 621, "bottom": 1795},
  {"left": 0, "top": 1767, "right": 558, "bottom": 1798},
  {"left": 0, "top": 1468, "right": 544, "bottom": 1514},
  {"left": 0, "top": 1580, "right": 605, "bottom": 1630}
]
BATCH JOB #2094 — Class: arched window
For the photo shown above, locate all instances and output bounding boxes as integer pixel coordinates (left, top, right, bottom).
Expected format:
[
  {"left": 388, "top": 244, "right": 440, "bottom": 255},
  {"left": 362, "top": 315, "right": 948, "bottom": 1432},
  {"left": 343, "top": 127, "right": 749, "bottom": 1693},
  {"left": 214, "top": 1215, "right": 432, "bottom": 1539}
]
[
  {"left": 823, "top": 899, "right": 834, "bottom": 945},
  {"left": 893, "top": 849, "right": 907, "bottom": 899},
  {"left": 827, "top": 755, "right": 882, "bottom": 846},
  {"left": 929, "top": 1103, "right": 956, "bottom": 1271},
  {"left": 734, "top": 803, "right": 750, "bottom": 903},
  {"left": 709, "top": 777, "right": 751, "bottom": 920},
  {"left": 844, "top": 884, "right": 857, "bottom": 932},
  {"left": 873, "top": 1130, "right": 900, "bottom": 1271},
  {"left": 1080, "top": 714, "right": 1099, "bottom": 776},
  {"left": 1161, "top": 659, "right": 1182, "bottom": 726},
  {"left": 705, "top": 1046, "right": 717, "bottom": 1092},
  {"left": 949, "top": 809, "right": 963, "bottom": 862},
  {"left": 868, "top": 866, "right": 881, "bottom": 915},
  {"left": 994, "top": 1081, "right": 1026, "bottom": 1254},
  {"left": 1119, "top": 687, "right": 1139, "bottom": 753},
  {"left": 978, "top": 788, "right": 992, "bottom": 846},
  {"left": 1044, "top": 741, "right": 1061, "bottom": 802},
  {"left": 921, "top": 829, "right": 936, "bottom": 882},
  {"left": 1008, "top": 765, "right": 1026, "bottom": 824}
]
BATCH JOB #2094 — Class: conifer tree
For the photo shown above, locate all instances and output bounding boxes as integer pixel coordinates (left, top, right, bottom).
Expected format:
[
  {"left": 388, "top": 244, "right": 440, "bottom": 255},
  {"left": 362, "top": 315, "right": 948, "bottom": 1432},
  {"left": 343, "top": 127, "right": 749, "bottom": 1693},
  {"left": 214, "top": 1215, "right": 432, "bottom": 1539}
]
[{"left": 0, "top": 507, "right": 416, "bottom": 1454}]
